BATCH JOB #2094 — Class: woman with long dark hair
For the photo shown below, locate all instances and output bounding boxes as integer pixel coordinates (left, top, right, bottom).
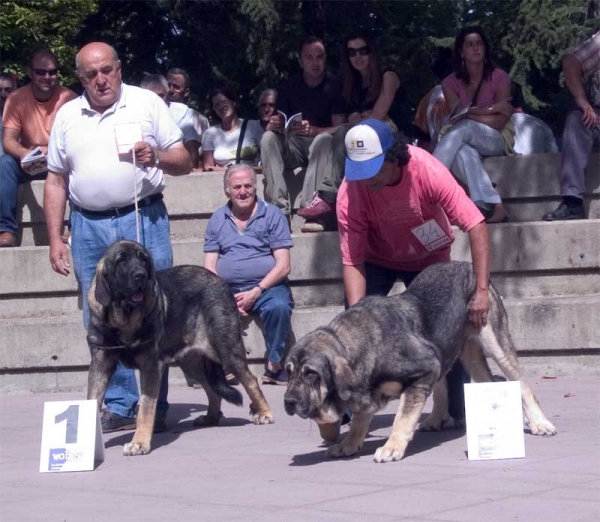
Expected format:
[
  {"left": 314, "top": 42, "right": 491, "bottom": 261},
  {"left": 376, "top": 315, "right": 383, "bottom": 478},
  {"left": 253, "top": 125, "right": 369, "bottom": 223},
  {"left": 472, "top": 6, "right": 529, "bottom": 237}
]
[
  {"left": 433, "top": 26, "right": 513, "bottom": 223},
  {"left": 202, "top": 87, "right": 263, "bottom": 171},
  {"left": 298, "top": 33, "right": 400, "bottom": 231}
]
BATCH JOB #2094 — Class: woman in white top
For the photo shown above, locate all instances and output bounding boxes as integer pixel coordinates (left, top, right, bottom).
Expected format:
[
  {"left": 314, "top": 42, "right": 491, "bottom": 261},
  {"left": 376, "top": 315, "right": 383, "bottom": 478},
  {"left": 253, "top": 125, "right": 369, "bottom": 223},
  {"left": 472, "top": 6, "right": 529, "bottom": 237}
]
[{"left": 202, "top": 87, "right": 264, "bottom": 170}]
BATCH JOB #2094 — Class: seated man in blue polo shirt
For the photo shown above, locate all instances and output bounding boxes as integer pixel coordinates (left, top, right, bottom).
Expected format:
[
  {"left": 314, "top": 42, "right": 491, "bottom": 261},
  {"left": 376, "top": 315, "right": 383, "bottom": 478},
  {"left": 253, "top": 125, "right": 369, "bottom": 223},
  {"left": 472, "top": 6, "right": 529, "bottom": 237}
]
[{"left": 203, "top": 164, "right": 294, "bottom": 385}]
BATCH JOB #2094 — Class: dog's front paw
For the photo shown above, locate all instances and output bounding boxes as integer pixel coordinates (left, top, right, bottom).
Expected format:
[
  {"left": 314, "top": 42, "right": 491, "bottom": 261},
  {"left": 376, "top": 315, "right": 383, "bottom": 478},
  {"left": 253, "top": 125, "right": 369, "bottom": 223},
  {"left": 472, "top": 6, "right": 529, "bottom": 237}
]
[
  {"left": 373, "top": 443, "right": 406, "bottom": 463},
  {"left": 123, "top": 441, "right": 150, "bottom": 456},
  {"left": 527, "top": 418, "right": 557, "bottom": 436},
  {"left": 328, "top": 437, "right": 360, "bottom": 458},
  {"left": 252, "top": 410, "right": 274, "bottom": 425}
]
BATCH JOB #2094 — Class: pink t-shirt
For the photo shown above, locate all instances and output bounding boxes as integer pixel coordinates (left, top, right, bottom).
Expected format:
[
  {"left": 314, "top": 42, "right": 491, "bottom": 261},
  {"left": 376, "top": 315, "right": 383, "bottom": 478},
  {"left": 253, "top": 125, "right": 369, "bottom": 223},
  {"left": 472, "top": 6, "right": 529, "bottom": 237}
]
[
  {"left": 337, "top": 145, "right": 484, "bottom": 272},
  {"left": 442, "top": 68, "right": 510, "bottom": 109}
]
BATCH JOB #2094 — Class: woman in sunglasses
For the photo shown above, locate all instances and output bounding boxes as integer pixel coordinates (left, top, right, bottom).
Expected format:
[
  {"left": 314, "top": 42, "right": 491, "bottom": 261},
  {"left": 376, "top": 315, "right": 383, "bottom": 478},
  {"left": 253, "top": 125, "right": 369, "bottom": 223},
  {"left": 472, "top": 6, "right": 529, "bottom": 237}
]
[
  {"left": 340, "top": 33, "right": 400, "bottom": 126},
  {"left": 432, "top": 26, "right": 513, "bottom": 223},
  {"left": 298, "top": 33, "right": 400, "bottom": 231},
  {"left": 202, "top": 87, "right": 263, "bottom": 171}
]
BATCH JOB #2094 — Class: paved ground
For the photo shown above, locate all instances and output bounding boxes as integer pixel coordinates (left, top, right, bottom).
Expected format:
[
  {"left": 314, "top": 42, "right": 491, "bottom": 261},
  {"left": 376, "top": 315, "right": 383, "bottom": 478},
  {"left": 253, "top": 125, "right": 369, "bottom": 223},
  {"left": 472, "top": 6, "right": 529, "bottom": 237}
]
[{"left": 1, "top": 376, "right": 599, "bottom": 522}]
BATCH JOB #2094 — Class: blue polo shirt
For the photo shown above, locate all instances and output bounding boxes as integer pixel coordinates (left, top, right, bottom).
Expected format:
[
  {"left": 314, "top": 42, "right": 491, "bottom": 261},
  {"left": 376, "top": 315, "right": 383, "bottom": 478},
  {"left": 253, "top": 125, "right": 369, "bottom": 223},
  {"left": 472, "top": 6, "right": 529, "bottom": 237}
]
[{"left": 204, "top": 198, "right": 293, "bottom": 286}]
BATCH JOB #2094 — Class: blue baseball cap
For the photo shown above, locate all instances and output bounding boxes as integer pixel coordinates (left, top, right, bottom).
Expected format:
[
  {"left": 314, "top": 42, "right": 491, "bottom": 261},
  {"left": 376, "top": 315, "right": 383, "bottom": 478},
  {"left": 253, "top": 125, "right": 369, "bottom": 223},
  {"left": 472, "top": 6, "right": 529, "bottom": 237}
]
[{"left": 344, "top": 119, "right": 395, "bottom": 181}]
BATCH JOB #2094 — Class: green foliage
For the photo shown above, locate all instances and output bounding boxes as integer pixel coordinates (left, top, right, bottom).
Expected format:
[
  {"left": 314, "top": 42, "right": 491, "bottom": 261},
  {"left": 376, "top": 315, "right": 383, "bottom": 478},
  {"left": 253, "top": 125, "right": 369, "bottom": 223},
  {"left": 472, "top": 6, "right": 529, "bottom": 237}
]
[
  {"left": 0, "top": 0, "right": 97, "bottom": 83},
  {"left": 2, "top": 0, "right": 598, "bottom": 132}
]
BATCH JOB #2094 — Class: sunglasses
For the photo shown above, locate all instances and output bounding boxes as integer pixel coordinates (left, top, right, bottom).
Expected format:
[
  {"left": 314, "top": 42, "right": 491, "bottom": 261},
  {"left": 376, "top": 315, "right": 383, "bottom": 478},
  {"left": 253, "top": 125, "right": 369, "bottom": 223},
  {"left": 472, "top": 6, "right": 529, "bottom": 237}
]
[
  {"left": 32, "top": 68, "right": 58, "bottom": 77},
  {"left": 347, "top": 46, "right": 370, "bottom": 58}
]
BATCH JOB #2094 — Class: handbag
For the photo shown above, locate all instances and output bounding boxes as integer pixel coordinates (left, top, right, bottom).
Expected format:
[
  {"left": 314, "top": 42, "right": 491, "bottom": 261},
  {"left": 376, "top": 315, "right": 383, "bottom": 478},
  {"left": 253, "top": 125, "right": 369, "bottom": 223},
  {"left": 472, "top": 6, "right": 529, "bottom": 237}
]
[{"left": 234, "top": 118, "right": 249, "bottom": 164}]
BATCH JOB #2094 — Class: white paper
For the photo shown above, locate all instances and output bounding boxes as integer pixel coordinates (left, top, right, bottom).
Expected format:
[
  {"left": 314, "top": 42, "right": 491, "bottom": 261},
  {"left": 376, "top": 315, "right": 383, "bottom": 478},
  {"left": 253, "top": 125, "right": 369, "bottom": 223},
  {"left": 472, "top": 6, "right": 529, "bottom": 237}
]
[
  {"left": 465, "top": 381, "right": 525, "bottom": 461},
  {"left": 39, "top": 400, "right": 104, "bottom": 473},
  {"left": 114, "top": 122, "right": 143, "bottom": 154}
]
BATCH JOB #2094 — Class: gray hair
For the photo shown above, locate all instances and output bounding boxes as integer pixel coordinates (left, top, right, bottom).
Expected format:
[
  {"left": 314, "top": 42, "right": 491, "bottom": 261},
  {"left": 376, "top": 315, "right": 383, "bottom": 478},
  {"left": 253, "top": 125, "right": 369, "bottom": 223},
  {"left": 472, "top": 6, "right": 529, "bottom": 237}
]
[
  {"left": 223, "top": 164, "right": 256, "bottom": 195},
  {"left": 75, "top": 43, "right": 119, "bottom": 72},
  {"left": 140, "top": 73, "right": 168, "bottom": 91},
  {"left": 258, "top": 88, "right": 277, "bottom": 104}
]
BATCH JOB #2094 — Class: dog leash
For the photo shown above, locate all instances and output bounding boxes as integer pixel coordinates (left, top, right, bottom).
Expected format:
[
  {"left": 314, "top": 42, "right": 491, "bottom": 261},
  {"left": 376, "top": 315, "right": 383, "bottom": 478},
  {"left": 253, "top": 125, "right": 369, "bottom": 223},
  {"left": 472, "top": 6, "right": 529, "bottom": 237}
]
[{"left": 131, "top": 148, "right": 141, "bottom": 244}]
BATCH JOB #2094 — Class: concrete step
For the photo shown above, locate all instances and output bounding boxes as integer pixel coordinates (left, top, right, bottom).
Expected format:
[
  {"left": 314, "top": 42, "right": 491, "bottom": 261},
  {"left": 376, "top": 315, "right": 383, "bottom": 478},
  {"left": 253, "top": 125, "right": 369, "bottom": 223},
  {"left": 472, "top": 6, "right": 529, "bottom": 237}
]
[
  {"left": 1, "top": 295, "right": 597, "bottom": 370},
  {"left": 2, "top": 270, "right": 598, "bottom": 319},
  {"left": 1, "top": 221, "right": 598, "bottom": 296},
  {"left": 14, "top": 153, "right": 600, "bottom": 247}
]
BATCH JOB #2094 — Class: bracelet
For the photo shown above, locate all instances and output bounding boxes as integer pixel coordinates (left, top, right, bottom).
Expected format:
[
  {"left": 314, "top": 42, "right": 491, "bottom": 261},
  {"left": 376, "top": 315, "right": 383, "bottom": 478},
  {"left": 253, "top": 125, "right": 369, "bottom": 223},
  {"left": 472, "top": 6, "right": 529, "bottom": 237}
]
[{"left": 153, "top": 148, "right": 160, "bottom": 167}]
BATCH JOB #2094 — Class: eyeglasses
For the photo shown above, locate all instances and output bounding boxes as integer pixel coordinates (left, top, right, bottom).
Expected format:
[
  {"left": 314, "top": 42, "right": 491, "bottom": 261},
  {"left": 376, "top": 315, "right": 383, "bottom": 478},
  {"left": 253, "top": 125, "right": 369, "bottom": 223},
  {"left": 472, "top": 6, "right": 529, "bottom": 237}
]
[
  {"left": 347, "top": 46, "right": 370, "bottom": 58},
  {"left": 32, "top": 68, "right": 58, "bottom": 77},
  {"left": 260, "top": 102, "right": 275, "bottom": 108}
]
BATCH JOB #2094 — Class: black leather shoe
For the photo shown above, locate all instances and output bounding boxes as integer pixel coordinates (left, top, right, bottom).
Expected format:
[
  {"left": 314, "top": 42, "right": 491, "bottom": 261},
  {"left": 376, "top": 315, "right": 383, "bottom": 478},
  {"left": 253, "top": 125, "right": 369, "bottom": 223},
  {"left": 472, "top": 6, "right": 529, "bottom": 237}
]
[
  {"left": 101, "top": 411, "right": 136, "bottom": 433},
  {"left": 543, "top": 202, "right": 585, "bottom": 221}
]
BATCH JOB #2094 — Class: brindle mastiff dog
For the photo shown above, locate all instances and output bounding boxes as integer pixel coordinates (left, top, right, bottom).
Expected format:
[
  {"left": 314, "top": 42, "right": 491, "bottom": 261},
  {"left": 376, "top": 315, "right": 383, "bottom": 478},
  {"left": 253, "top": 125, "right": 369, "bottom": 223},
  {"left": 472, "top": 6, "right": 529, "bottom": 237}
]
[
  {"left": 87, "top": 240, "right": 274, "bottom": 456},
  {"left": 284, "top": 261, "right": 557, "bottom": 463}
]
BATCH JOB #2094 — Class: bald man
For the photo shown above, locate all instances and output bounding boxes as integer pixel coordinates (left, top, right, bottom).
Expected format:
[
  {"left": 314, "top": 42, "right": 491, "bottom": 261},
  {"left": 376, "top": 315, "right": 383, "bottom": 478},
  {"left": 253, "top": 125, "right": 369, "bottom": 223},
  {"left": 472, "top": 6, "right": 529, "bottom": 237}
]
[{"left": 44, "top": 42, "right": 192, "bottom": 434}]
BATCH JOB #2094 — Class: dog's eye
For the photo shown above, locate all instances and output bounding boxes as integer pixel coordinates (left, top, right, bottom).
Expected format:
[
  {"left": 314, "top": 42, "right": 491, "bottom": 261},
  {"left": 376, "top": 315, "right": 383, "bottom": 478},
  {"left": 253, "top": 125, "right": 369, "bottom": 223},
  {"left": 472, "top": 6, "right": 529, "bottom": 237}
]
[
  {"left": 285, "top": 362, "right": 294, "bottom": 375},
  {"left": 302, "top": 367, "right": 320, "bottom": 385},
  {"left": 136, "top": 250, "right": 148, "bottom": 262},
  {"left": 115, "top": 252, "right": 127, "bottom": 264}
]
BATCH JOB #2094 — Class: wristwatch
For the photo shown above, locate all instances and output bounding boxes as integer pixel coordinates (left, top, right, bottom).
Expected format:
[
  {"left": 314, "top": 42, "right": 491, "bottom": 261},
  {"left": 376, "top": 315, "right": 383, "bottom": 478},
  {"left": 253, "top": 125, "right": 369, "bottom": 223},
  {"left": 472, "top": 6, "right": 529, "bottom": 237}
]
[
  {"left": 257, "top": 285, "right": 266, "bottom": 295},
  {"left": 153, "top": 148, "right": 160, "bottom": 167}
]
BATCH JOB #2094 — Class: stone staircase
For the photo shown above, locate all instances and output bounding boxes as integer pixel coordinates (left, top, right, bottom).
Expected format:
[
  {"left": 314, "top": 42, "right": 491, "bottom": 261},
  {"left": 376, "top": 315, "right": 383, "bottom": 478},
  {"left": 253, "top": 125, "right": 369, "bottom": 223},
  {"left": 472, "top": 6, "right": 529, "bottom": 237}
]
[{"left": 1, "top": 153, "right": 598, "bottom": 393}]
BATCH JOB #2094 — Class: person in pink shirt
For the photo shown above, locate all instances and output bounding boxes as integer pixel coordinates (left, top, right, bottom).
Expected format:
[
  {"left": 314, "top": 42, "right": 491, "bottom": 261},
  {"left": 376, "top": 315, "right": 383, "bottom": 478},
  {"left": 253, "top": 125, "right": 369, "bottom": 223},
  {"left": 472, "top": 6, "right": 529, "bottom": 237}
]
[
  {"left": 433, "top": 26, "right": 513, "bottom": 223},
  {"left": 337, "top": 119, "right": 491, "bottom": 425}
]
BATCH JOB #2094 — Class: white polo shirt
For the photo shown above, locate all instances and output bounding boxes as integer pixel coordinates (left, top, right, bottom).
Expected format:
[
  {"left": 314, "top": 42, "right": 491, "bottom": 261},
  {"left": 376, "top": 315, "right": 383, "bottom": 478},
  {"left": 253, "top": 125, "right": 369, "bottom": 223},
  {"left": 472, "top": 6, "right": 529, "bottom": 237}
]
[
  {"left": 168, "top": 102, "right": 205, "bottom": 143},
  {"left": 48, "top": 83, "right": 183, "bottom": 211}
]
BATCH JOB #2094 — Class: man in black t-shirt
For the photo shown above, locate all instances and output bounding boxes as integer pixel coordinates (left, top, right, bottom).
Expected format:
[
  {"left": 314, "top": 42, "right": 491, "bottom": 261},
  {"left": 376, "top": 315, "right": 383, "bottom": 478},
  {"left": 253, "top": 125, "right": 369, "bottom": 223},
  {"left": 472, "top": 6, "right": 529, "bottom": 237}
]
[{"left": 261, "top": 36, "right": 345, "bottom": 217}]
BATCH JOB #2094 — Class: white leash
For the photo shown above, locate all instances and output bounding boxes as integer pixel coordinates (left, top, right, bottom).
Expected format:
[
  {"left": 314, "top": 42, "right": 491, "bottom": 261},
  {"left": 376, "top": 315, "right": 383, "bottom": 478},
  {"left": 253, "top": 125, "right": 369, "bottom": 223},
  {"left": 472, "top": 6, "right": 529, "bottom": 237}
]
[{"left": 131, "top": 147, "right": 140, "bottom": 244}]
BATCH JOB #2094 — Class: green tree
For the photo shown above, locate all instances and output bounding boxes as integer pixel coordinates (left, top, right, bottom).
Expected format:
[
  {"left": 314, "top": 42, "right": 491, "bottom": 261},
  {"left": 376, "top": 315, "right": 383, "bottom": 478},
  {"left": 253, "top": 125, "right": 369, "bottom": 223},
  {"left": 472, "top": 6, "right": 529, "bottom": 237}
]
[{"left": 0, "top": 0, "right": 97, "bottom": 82}]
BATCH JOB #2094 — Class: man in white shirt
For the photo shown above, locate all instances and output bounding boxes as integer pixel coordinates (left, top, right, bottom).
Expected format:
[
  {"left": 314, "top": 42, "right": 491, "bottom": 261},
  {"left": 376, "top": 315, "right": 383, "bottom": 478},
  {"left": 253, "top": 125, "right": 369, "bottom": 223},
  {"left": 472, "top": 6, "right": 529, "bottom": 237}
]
[
  {"left": 44, "top": 42, "right": 191, "bottom": 434},
  {"left": 141, "top": 73, "right": 201, "bottom": 170},
  {"left": 166, "top": 67, "right": 209, "bottom": 139}
]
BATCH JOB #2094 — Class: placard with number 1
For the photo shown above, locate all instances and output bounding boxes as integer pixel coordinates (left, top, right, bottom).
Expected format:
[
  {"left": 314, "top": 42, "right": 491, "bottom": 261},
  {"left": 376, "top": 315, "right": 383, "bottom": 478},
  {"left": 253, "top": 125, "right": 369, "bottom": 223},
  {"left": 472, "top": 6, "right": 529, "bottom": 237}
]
[{"left": 39, "top": 400, "right": 105, "bottom": 473}]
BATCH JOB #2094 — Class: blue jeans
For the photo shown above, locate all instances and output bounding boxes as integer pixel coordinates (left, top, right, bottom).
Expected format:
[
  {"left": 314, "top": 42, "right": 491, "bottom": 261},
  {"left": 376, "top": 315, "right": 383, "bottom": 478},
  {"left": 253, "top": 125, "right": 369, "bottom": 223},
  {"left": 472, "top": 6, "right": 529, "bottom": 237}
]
[
  {"left": 71, "top": 198, "right": 172, "bottom": 419},
  {"left": 347, "top": 262, "right": 469, "bottom": 420},
  {"left": 229, "top": 282, "right": 293, "bottom": 365},
  {"left": 0, "top": 154, "right": 46, "bottom": 234}
]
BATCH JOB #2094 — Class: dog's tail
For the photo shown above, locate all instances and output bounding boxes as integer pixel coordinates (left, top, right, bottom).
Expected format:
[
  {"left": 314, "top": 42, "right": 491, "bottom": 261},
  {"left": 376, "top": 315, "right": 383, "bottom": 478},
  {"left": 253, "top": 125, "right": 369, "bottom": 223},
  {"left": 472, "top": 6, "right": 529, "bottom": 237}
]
[{"left": 203, "top": 358, "right": 243, "bottom": 406}]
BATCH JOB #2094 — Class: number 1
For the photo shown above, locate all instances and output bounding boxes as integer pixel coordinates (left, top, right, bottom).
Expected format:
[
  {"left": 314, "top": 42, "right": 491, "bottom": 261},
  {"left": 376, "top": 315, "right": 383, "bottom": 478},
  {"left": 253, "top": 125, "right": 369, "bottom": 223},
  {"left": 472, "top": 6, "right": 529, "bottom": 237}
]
[{"left": 55, "top": 405, "right": 79, "bottom": 444}]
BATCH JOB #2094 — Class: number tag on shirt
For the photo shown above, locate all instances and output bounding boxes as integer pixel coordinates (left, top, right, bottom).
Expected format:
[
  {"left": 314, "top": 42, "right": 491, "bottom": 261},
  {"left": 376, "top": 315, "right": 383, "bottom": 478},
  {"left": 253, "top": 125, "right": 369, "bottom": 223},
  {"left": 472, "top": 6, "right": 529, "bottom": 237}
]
[
  {"left": 39, "top": 400, "right": 104, "bottom": 473},
  {"left": 410, "top": 219, "right": 452, "bottom": 252},
  {"left": 114, "top": 122, "right": 143, "bottom": 154}
]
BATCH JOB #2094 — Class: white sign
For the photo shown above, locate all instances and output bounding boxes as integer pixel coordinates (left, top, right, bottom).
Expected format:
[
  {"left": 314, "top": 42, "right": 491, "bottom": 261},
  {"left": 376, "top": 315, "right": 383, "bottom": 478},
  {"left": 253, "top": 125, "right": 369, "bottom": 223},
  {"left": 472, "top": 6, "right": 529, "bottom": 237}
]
[
  {"left": 39, "top": 400, "right": 105, "bottom": 473},
  {"left": 114, "top": 122, "right": 143, "bottom": 154},
  {"left": 464, "top": 381, "right": 525, "bottom": 461},
  {"left": 411, "top": 219, "right": 452, "bottom": 252}
]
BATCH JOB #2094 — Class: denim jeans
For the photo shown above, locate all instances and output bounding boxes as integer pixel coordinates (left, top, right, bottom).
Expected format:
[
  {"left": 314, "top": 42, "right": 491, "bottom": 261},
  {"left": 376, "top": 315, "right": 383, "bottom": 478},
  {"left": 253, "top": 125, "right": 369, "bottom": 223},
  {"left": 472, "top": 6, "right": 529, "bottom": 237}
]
[
  {"left": 347, "top": 262, "right": 469, "bottom": 420},
  {"left": 0, "top": 154, "right": 46, "bottom": 234},
  {"left": 229, "top": 282, "right": 293, "bottom": 364},
  {"left": 71, "top": 198, "right": 172, "bottom": 419},
  {"left": 433, "top": 119, "right": 505, "bottom": 210}
]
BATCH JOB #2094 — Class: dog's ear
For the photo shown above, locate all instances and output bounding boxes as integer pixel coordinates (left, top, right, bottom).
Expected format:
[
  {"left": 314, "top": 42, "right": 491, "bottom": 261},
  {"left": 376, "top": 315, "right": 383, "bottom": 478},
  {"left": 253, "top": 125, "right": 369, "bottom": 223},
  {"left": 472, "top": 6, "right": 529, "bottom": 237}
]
[
  {"left": 94, "top": 268, "right": 112, "bottom": 307},
  {"left": 330, "top": 355, "right": 354, "bottom": 402}
]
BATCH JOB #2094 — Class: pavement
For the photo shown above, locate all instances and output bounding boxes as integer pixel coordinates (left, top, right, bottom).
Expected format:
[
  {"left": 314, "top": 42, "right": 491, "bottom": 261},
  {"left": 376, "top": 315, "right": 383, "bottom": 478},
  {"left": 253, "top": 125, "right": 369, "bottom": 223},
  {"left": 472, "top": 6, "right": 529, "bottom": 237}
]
[{"left": 1, "top": 376, "right": 599, "bottom": 522}]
